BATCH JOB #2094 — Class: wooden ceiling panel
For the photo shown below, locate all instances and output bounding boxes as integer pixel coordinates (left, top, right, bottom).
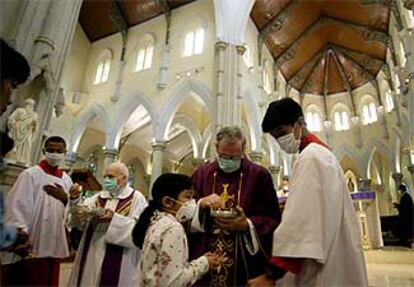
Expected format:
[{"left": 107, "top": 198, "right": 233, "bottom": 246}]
[
  {"left": 304, "top": 59, "right": 325, "bottom": 95},
  {"left": 267, "top": 3, "right": 320, "bottom": 58},
  {"left": 79, "top": 0, "right": 195, "bottom": 42},
  {"left": 79, "top": 0, "right": 118, "bottom": 41},
  {"left": 320, "top": 1, "right": 389, "bottom": 32},
  {"left": 251, "top": 0, "right": 291, "bottom": 30},
  {"left": 336, "top": 52, "right": 369, "bottom": 90},
  {"left": 120, "top": 0, "right": 164, "bottom": 27},
  {"left": 327, "top": 54, "right": 345, "bottom": 95},
  {"left": 252, "top": 0, "right": 390, "bottom": 95}
]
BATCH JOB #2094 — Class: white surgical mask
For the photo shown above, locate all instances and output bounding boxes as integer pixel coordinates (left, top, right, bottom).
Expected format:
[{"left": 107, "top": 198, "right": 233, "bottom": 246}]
[
  {"left": 44, "top": 152, "right": 65, "bottom": 167},
  {"left": 277, "top": 133, "right": 300, "bottom": 154},
  {"left": 174, "top": 199, "right": 197, "bottom": 222}
]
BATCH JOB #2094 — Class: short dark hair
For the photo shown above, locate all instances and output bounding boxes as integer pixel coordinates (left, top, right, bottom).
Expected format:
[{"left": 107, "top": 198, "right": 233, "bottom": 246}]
[
  {"left": 1, "top": 39, "right": 30, "bottom": 85},
  {"left": 399, "top": 184, "right": 407, "bottom": 192},
  {"left": 44, "top": 136, "right": 67, "bottom": 149},
  {"left": 262, "top": 98, "right": 304, "bottom": 133}
]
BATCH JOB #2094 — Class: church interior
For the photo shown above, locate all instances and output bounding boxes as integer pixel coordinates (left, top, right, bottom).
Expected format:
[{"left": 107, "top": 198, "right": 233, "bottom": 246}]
[{"left": 1, "top": 0, "right": 414, "bottom": 286}]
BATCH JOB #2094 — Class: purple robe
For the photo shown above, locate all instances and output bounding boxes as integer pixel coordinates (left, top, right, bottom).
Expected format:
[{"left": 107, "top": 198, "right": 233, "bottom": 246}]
[{"left": 190, "top": 158, "right": 281, "bottom": 286}]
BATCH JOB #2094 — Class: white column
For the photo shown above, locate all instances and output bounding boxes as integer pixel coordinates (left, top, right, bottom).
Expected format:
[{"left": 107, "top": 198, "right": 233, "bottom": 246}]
[
  {"left": 249, "top": 151, "right": 263, "bottom": 164},
  {"left": 157, "top": 44, "right": 170, "bottom": 90},
  {"left": 26, "top": 0, "right": 83, "bottom": 164},
  {"left": 65, "top": 151, "right": 78, "bottom": 168},
  {"left": 268, "top": 165, "right": 280, "bottom": 190},
  {"left": 213, "top": 0, "right": 255, "bottom": 129},
  {"left": 111, "top": 34, "right": 128, "bottom": 102},
  {"left": 215, "top": 41, "right": 227, "bottom": 132},
  {"left": 102, "top": 148, "right": 118, "bottom": 169},
  {"left": 150, "top": 140, "right": 167, "bottom": 191}
]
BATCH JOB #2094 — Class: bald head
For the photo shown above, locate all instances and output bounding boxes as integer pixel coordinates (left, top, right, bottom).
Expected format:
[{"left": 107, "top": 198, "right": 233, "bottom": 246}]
[{"left": 104, "top": 162, "right": 129, "bottom": 188}]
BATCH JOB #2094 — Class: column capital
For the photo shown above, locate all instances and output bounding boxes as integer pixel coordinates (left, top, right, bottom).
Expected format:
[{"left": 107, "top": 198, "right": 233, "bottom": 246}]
[
  {"left": 268, "top": 165, "right": 280, "bottom": 174},
  {"left": 249, "top": 151, "right": 264, "bottom": 163},
  {"left": 152, "top": 140, "right": 167, "bottom": 151},
  {"left": 407, "top": 164, "right": 414, "bottom": 173},
  {"left": 391, "top": 172, "right": 404, "bottom": 181},
  {"left": 215, "top": 41, "right": 228, "bottom": 51},
  {"left": 236, "top": 45, "right": 246, "bottom": 56},
  {"left": 102, "top": 148, "right": 118, "bottom": 157}
]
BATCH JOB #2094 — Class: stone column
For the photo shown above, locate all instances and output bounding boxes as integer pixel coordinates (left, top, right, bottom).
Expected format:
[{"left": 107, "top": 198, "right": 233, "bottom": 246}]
[
  {"left": 366, "top": 185, "right": 384, "bottom": 249},
  {"left": 191, "top": 158, "right": 204, "bottom": 170},
  {"left": 0, "top": 162, "right": 27, "bottom": 195},
  {"left": 268, "top": 165, "right": 280, "bottom": 190},
  {"left": 215, "top": 41, "right": 227, "bottom": 132},
  {"left": 249, "top": 151, "right": 263, "bottom": 164},
  {"left": 65, "top": 151, "right": 78, "bottom": 168},
  {"left": 150, "top": 140, "right": 167, "bottom": 191},
  {"left": 102, "top": 148, "right": 118, "bottom": 169},
  {"left": 157, "top": 44, "right": 170, "bottom": 90},
  {"left": 26, "top": 0, "right": 83, "bottom": 164},
  {"left": 111, "top": 33, "right": 128, "bottom": 102}
]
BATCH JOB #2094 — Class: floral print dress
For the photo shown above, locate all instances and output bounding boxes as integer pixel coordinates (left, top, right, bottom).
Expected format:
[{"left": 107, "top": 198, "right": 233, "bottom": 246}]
[{"left": 139, "top": 211, "right": 209, "bottom": 287}]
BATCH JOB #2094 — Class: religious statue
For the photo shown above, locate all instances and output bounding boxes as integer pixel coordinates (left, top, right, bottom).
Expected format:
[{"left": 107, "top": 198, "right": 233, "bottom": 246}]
[{"left": 6, "top": 98, "right": 38, "bottom": 164}]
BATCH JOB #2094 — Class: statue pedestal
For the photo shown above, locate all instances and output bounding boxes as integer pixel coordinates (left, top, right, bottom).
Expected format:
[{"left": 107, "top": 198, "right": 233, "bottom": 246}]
[
  {"left": 0, "top": 161, "right": 27, "bottom": 194},
  {"left": 351, "top": 191, "right": 384, "bottom": 250}
]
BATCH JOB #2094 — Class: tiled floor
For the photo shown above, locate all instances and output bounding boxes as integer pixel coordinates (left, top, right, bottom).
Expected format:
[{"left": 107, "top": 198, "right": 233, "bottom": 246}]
[
  {"left": 367, "top": 263, "right": 414, "bottom": 287},
  {"left": 59, "top": 250, "right": 414, "bottom": 286}
]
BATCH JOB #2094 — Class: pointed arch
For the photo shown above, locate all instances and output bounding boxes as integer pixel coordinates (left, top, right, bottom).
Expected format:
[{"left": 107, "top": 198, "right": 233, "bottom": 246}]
[
  {"left": 68, "top": 104, "right": 110, "bottom": 152},
  {"left": 108, "top": 91, "right": 155, "bottom": 149},
  {"left": 335, "top": 145, "right": 364, "bottom": 176},
  {"left": 171, "top": 113, "right": 203, "bottom": 158},
  {"left": 156, "top": 79, "right": 214, "bottom": 140}
]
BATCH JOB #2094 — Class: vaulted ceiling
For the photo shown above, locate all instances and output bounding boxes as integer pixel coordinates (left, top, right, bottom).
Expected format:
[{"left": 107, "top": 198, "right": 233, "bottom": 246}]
[
  {"left": 79, "top": 0, "right": 195, "bottom": 41},
  {"left": 251, "top": 0, "right": 391, "bottom": 95}
]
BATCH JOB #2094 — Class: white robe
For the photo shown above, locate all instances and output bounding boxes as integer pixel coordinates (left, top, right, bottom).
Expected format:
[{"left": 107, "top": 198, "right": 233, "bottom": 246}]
[
  {"left": 68, "top": 185, "right": 147, "bottom": 287},
  {"left": 272, "top": 143, "right": 368, "bottom": 287},
  {"left": 139, "top": 211, "right": 209, "bottom": 287},
  {"left": 1, "top": 165, "right": 72, "bottom": 264}
]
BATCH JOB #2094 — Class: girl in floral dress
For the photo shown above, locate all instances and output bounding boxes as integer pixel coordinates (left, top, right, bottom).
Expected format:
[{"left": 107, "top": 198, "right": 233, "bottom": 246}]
[{"left": 133, "top": 173, "right": 219, "bottom": 287}]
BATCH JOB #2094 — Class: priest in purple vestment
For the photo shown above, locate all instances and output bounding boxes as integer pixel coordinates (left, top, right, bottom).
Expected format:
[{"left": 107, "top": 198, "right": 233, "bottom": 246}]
[{"left": 190, "top": 126, "right": 281, "bottom": 286}]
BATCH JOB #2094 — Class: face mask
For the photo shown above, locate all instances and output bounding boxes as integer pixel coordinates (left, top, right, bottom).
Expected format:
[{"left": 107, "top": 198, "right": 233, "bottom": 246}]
[
  {"left": 103, "top": 177, "right": 121, "bottom": 196},
  {"left": 276, "top": 133, "right": 300, "bottom": 154},
  {"left": 171, "top": 198, "right": 197, "bottom": 222},
  {"left": 44, "top": 152, "right": 65, "bottom": 167},
  {"left": 218, "top": 157, "right": 241, "bottom": 173}
]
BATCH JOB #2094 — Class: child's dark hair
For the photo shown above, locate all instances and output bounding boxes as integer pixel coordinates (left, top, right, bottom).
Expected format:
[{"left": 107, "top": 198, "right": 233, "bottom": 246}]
[{"left": 132, "top": 173, "right": 192, "bottom": 248}]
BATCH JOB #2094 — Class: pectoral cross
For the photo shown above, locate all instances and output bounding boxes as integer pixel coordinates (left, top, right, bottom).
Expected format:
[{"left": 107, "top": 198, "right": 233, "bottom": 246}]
[{"left": 220, "top": 184, "right": 235, "bottom": 208}]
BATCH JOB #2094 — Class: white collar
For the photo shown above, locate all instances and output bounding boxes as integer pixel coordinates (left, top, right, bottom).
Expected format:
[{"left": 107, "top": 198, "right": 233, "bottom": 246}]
[{"left": 100, "top": 185, "right": 133, "bottom": 199}]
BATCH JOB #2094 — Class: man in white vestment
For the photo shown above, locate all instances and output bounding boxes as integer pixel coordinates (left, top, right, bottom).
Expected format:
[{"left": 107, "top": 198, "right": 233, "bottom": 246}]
[
  {"left": 68, "top": 162, "right": 147, "bottom": 287},
  {"left": 248, "top": 98, "right": 368, "bottom": 286},
  {"left": 6, "top": 98, "right": 38, "bottom": 164},
  {"left": 1, "top": 135, "right": 75, "bottom": 286}
]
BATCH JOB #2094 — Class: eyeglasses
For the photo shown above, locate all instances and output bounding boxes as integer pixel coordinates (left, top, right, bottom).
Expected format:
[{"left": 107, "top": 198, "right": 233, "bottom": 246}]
[{"left": 218, "top": 154, "right": 242, "bottom": 161}]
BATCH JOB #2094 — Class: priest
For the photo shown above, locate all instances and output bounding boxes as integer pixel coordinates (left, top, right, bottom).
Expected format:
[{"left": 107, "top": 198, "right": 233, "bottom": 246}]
[
  {"left": 68, "top": 162, "right": 147, "bottom": 287},
  {"left": 190, "top": 126, "right": 281, "bottom": 286}
]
